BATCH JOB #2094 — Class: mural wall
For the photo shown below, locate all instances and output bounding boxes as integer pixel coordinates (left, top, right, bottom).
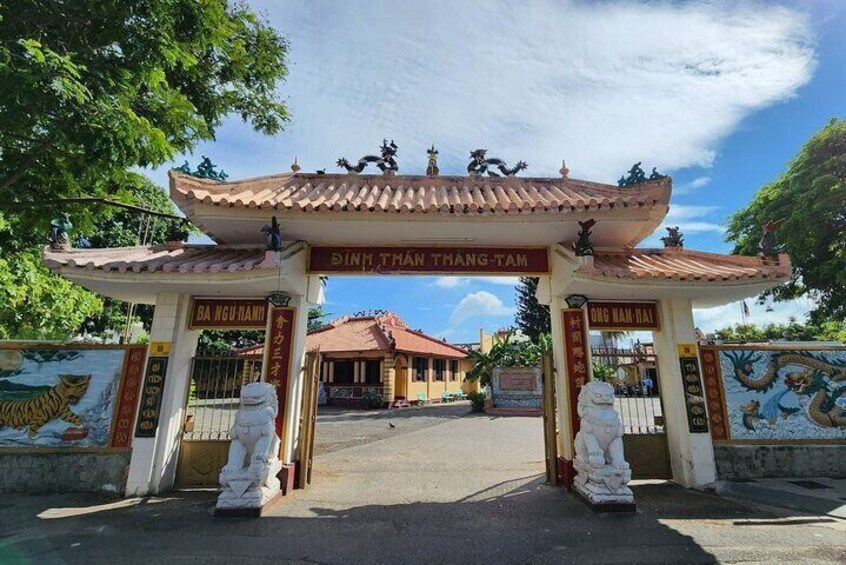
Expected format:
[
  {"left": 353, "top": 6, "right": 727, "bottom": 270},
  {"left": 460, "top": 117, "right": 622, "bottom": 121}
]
[
  {"left": 701, "top": 346, "right": 846, "bottom": 443},
  {"left": 0, "top": 346, "right": 142, "bottom": 449}
]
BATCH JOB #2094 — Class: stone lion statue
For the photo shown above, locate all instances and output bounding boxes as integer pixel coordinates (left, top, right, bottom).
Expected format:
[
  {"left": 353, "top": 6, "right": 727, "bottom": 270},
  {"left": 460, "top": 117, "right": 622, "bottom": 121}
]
[
  {"left": 216, "top": 382, "right": 283, "bottom": 512},
  {"left": 573, "top": 380, "right": 633, "bottom": 505}
]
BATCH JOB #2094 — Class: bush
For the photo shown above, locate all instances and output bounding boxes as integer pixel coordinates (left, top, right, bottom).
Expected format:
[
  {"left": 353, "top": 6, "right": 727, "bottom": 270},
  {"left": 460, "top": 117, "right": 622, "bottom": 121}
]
[
  {"left": 467, "top": 391, "right": 486, "bottom": 413},
  {"left": 362, "top": 389, "right": 383, "bottom": 409}
]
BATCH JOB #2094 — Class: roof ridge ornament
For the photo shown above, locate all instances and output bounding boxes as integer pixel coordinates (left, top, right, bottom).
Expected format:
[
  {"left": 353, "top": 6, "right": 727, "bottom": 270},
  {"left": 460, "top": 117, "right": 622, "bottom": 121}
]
[
  {"left": 174, "top": 156, "right": 228, "bottom": 181},
  {"left": 467, "top": 149, "right": 527, "bottom": 178},
  {"left": 337, "top": 139, "right": 399, "bottom": 175},
  {"left": 660, "top": 226, "right": 684, "bottom": 248},
  {"left": 617, "top": 162, "right": 665, "bottom": 187},
  {"left": 759, "top": 219, "right": 785, "bottom": 259},
  {"left": 559, "top": 160, "right": 570, "bottom": 179},
  {"left": 47, "top": 213, "right": 73, "bottom": 250},
  {"left": 573, "top": 219, "right": 597, "bottom": 256},
  {"left": 426, "top": 145, "right": 439, "bottom": 177},
  {"left": 261, "top": 216, "right": 282, "bottom": 251}
]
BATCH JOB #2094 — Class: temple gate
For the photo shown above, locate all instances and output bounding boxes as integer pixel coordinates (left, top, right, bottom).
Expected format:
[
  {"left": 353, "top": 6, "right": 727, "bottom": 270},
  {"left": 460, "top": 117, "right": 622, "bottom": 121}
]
[{"left": 42, "top": 159, "right": 791, "bottom": 496}]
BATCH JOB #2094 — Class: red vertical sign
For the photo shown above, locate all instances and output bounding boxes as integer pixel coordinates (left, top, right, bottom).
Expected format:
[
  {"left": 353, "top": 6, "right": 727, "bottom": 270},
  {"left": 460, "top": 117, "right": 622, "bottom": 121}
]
[
  {"left": 562, "top": 309, "right": 589, "bottom": 439},
  {"left": 110, "top": 345, "right": 147, "bottom": 448},
  {"left": 699, "top": 346, "right": 729, "bottom": 442},
  {"left": 265, "top": 306, "right": 297, "bottom": 444}
]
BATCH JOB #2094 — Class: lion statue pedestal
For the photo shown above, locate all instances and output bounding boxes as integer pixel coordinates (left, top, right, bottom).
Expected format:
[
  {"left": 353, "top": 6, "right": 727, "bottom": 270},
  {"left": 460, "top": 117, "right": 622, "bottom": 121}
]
[
  {"left": 572, "top": 381, "right": 635, "bottom": 512},
  {"left": 215, "top": 382, "right": 283, "bottom": 517}
]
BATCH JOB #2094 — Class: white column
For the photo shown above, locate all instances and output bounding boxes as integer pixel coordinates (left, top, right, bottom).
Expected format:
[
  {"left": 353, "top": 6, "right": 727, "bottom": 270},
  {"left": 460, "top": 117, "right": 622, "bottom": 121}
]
[
  {"left": 125, "top": 293, "right": 199, "bottom": 496},
  {"left": 652, "top": 298, "right": 716, "bottom": 489}
]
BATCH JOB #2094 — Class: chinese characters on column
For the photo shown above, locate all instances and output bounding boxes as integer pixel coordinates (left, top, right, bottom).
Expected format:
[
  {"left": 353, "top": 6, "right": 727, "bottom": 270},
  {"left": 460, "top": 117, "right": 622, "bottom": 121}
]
[
  {"left": 265, "top": 306, "right": 296, "bottom": 443},
  {"left": 111, "top": 345, "right": 147, "bottom": 448},
  {"left": 678, "top": 344, "right": 709, "bottom": 434},
  {"left": 562, "top": 309, "right": 590, "bottom": 438},
  {"left": 134, "top": 356, "right": 169, "bottom": 438},
  {"left": 699, "top": 347, "right": 727, "bottom": 441}
]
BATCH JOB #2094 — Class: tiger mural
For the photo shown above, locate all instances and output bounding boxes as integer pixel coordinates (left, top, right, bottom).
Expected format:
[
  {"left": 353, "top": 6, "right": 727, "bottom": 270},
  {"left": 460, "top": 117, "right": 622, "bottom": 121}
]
[{"left": 0, "top": 374, "right": 91, "bottom": 439}]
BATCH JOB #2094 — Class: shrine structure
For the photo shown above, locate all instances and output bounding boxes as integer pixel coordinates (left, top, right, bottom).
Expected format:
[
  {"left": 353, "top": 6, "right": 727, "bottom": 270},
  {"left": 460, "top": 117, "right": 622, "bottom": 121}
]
[{"left": 43, "top": 151, "right": 791, "bottom": 497}]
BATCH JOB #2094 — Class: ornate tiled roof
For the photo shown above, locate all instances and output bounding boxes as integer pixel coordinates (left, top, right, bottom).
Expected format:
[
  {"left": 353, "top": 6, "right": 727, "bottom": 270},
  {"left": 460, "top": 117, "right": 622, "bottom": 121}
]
[
  {"left": 583, "top": 249, "right": 791, "bottom": 282},
  {"left": 170, "top": 171, "right": 671, "bottom": 216},
  {"left": 306, "top": 312, "right": 467, "bottom": 358},
  {"left": 42, "top": 243, "right": 302, "bottom": 274}
]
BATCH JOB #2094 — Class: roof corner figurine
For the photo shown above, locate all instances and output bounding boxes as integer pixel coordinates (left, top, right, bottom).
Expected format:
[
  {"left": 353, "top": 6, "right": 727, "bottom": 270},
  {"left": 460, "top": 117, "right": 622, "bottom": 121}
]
[
  {"left": 660, "top": 226, "right": 684, "bottom": 248},
  {"left": 573, "top": 219, "right": 597, "bottom": 256},
  {"left": 261, "top": 216, "right": 282, "bottom": 251},
  {"left": 759, "top": 219, "right": 785, "bottom": 258},
  {"left": 47, "top": 213, "right": 72, "bottom": 250},
  {"left": 559, "top": 160, "right": 570, "bottom": 179},
  {"left": 618, "top": 163, "right": 665, "bottom": 187},
  {"left": 426, "top": 145, "right": 439, "bottom": 177},
  {"left": 467, "top": 149, "right": 527, "bottom": 178},
  {"left": 173, "top": 156, "right": 228, "bottom": 181},
  {"left": 337, "top": 139, "right": 399, "bottom": 174}
]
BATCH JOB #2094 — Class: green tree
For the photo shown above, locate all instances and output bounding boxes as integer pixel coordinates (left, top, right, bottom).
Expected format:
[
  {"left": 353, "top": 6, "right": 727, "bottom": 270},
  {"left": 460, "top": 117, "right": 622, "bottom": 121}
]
[
  {"left": 465, "top": 330, "right": 545, "bottom": 387},
  {"left": 0, "top": 0, "right": 290, "bottom": 241},
  {"left": 515, "top": 277, "right": 550, "bottom": 341},
  {"left": 726, "top": 118, "right": 846, "bottom": 323},
  {"left": 308, "top": 305, "right": 330, "bottom": 332},
  {"left": 712, "top": 319, "right": 846, "bottom": 343}
]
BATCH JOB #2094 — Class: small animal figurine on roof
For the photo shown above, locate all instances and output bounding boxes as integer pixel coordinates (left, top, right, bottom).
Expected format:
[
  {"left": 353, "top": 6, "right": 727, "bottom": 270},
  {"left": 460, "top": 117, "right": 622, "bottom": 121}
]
[
  {"left": 426, "top": 145, "right": 439, "bottom": 177},
  {"left": 173, "top": 156, "right": 228, "bottom": 181},
  {"left": 261, "top": 216, "right": 282, "bottom": 251},
  {"left": 759, "top": 219, "right": 785, "bottom": 258},
  {"left": 660, "top": 226, "right": 684, "bottom": 248},
  {"left": 47, "top": 213, "right": 73, "bottom": 250},
  {"left": 467, "top": 149, "right": 527, "bottom": 178},
  {"left": 573, "top": 219, "right": 598, "bottom": 256},
  {"left": 337, "top": 139, "right": 399, "bottom": 174},
  {"left": 617, "top": 163, "right": 666, "bottom": 187}
]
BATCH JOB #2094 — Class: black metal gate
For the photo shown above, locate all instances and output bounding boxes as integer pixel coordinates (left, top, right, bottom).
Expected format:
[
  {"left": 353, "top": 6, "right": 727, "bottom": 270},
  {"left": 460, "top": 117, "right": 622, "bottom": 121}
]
[{"left": 591, "top": 344, "right": 672, "bottom": 479}]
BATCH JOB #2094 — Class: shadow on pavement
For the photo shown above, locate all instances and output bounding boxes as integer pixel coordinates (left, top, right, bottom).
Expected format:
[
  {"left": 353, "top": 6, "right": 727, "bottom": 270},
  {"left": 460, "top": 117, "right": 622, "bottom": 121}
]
[{"left": 5, "top": 479, "right": 842, "bottom": 564}]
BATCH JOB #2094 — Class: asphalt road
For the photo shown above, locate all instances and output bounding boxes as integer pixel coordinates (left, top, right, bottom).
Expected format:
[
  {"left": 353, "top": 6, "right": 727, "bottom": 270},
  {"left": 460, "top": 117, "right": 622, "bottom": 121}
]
[{"left": 1, "top": 405, "right": 844, "bottom": 564}]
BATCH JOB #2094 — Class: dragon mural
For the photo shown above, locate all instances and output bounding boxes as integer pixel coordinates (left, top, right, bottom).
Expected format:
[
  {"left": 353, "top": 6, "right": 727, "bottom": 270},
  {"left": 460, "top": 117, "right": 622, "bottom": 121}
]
[{"left": 724, "top": 350, "right": 846, "bottom": 431}]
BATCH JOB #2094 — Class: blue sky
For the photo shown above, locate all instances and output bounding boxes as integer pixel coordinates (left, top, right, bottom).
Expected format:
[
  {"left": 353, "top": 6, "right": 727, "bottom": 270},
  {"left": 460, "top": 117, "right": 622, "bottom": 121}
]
[{"left": 149, "top": 0, "right": 845, "bottom": 343}]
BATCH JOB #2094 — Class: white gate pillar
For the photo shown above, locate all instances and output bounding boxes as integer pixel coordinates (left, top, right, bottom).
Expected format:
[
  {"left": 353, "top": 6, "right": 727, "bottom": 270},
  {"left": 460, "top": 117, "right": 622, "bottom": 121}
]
[
  {"left": 652, "top": 298, "right": 716, "bottom": 489},
  {"left": 125, "top": 293, "right": 199, "bottom": 496}
]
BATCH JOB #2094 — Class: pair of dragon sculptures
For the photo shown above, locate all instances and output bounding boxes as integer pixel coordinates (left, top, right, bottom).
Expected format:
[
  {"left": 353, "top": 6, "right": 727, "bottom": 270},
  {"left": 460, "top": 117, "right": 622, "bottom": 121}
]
[{"left": 725, "top": 350, "right": 846, "bottom": 430}]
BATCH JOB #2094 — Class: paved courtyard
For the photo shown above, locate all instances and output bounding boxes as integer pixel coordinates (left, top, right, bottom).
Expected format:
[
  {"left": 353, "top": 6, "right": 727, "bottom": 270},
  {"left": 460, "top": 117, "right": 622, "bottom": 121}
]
[{"left": 1, "top": 405, "right": 844, "bottom": 564}]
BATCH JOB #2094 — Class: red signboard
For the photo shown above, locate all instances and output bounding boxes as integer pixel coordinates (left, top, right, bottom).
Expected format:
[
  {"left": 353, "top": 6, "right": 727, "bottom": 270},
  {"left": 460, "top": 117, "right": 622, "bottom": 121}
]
[
  {"left": 264, "top": 306, "right": 297, "bottom": 450},
  {"left": 110, "top": 345, "right": 147, "bottom": 448},
  {"left": 308, "top": 246, "right": 549, "bottom": 275},
  {"left": 587, "top": 301, "right": 660, "bottom": 331},
  {"left": 189, "top": 298, "right": 268, "bottom": 330},
  {"left": 699, "top": 346, "right": 729, "bottom": 442},
  {"left": 562, "top": 309, "right": 590, "bottom": 440}
]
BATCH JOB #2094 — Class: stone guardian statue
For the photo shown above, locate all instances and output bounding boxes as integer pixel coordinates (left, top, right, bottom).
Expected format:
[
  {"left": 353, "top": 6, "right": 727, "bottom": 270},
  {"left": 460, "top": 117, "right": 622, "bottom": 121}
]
[
  {"left": 572, "top": 380, "right": 635, "bottom": 510},
  {"left": 215, "top": 382, "right": 283, "bottom": 516}
]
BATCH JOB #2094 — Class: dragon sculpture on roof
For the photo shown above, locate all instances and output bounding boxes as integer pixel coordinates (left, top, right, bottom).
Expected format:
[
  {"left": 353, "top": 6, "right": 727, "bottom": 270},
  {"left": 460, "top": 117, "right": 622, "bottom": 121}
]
[
  {"left": 467, "top": 149, "right": 527, "bottom": 177},
  {"left": 337, "top": 140, "right": 399, "bottom": 174}
]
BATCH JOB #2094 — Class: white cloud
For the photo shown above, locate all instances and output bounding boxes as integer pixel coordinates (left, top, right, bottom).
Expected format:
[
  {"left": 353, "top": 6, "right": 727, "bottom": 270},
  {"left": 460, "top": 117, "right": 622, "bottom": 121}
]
[
  {"left": 172, "top": 0, "right": 815, "bottom": 185},
  {"left": 431, "top": 276, "right": 519, "bottom": 288},
  {"left": 449, "top": 291, "right": 515, "bottom": 326},
  {"left": 432, "top": 277, "right": 468, "bottom": 289},
  {"left": 693, "top": 296, "right": 816, "bottom": 333},
  {"left": 675, "top": 176, "right": 712, "bottom": 195}
]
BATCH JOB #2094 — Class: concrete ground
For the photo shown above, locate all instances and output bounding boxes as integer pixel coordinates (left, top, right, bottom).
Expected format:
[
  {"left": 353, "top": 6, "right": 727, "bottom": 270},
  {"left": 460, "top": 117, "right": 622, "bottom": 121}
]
[{"left": 2, "top": 405, "right": 844, "bottom": 564}]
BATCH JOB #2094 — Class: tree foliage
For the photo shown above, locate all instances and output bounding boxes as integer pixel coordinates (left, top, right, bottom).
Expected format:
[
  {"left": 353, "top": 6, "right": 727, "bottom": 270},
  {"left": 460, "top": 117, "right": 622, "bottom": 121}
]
[
  {"left": 465, "top": 330, "right": 549, "bottom": 387},
  {"left": 0, "top": 174, "right": 180, "bottom": 340},
  {"left": 711, "top": 319, "right": 846, "bottom": 343},
  {"left": 515, "top": 277, "right": 551, "bottom": 341},
  {"left": 726, "top": 118, "right": 846, "bottom": 322},
  {"left": 0, "top": 0, "right": 290, "bottom": 238}
]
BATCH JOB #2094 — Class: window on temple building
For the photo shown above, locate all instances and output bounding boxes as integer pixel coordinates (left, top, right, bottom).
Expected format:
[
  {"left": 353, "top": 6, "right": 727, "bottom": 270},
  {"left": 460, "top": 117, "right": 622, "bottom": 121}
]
[
  {"left": 449, "top": 360, "right": 459, "bottom": 381},
  {"left": 333, "top": 360, "right": 354, "bottom": 384},
  {"left": 433, "top": 359, "right": 445, "bottom": 381},
  {"left": 413, "top": 357, "right": 427, "bottom": 381},
  {"left": 364, "top": 359, "right": 381, "bottom": 385}
]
